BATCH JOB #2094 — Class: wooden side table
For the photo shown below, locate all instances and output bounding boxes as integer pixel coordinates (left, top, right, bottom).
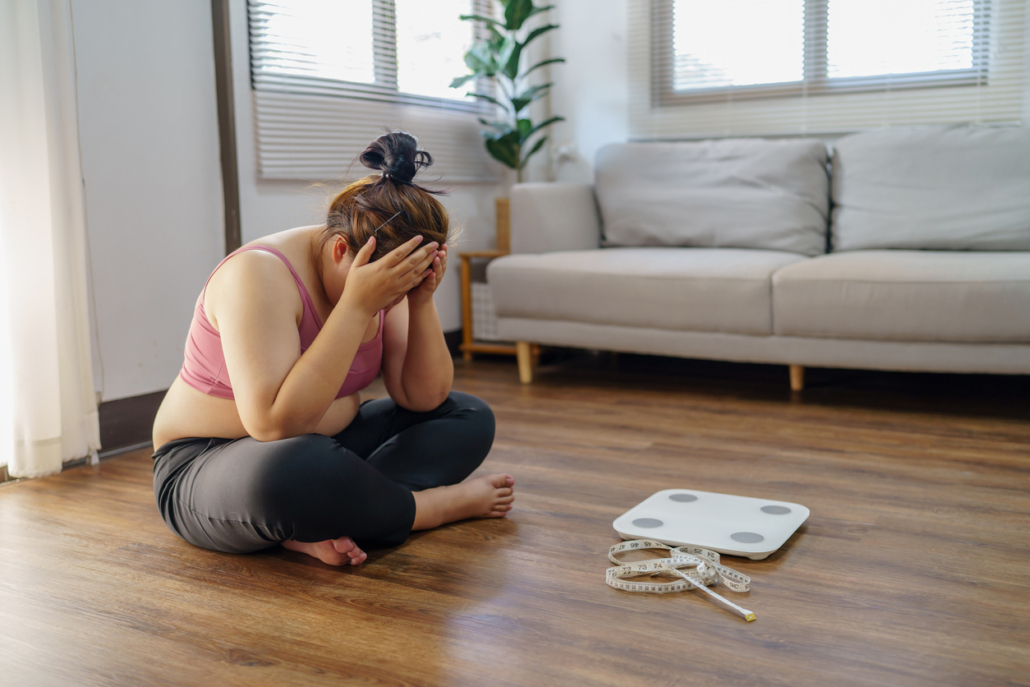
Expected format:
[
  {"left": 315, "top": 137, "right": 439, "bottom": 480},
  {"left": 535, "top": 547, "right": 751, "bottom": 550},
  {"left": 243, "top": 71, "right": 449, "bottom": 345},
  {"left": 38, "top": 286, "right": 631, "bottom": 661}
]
[
  {"left": 458, "top": 250, "right": 516, "bottom": 361},
  {"left": 458, "top": 198, "right": 540, "bottom": 363}
]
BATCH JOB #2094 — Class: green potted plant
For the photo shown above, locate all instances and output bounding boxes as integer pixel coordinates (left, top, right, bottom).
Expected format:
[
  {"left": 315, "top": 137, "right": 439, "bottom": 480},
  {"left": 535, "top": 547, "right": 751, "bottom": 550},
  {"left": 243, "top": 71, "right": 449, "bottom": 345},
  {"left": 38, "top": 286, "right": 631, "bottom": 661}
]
[
  {"left": 451, "top": 0, "right": 564, "bottom": 253},
  {"left": 451, "top": 0, "right": 564, "bottom": 185}
]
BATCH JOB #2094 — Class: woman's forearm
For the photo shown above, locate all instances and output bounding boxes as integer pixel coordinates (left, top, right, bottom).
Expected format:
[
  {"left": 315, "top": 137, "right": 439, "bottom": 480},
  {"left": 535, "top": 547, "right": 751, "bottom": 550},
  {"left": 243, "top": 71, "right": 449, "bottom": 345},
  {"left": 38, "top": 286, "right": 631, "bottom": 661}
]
[
  {"left": 400, "top": 300, "right": 454, "bottom": 410},
  {"left": 263, "top": 302, "right": 371, "bottom": 438}
]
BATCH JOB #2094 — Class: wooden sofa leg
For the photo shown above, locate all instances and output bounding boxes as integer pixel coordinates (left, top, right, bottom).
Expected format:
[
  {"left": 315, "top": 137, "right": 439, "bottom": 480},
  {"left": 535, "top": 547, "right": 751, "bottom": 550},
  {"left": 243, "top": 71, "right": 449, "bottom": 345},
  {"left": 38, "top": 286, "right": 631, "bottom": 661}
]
[
  {"left": 789, "top": 364, "right": 805, "bottom": 392},
  {"left": 516, "top": 342, "right": 534, "bottom": 384}
]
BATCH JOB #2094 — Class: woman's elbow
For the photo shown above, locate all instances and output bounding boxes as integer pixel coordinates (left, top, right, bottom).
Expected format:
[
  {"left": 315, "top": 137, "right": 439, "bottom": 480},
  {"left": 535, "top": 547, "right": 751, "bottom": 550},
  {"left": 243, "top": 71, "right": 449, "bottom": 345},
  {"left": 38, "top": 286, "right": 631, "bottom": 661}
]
[
  {"left": 245, "top": 419, "right": 287, "bottom": 442},
  {"left": 249, "top": 427, "right": 287, "bottom": 443},
  {"left": 244, "top": 414, "right": 312, "bottom": 443},
  {"left": 403, "top": 388, "right": 450, "bottom": 413}
]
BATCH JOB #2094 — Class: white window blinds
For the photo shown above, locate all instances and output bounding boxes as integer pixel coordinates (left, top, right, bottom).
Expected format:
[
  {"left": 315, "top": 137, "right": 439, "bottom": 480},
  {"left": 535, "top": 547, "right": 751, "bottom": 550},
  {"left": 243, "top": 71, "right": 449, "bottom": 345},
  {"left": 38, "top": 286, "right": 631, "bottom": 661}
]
[
  {"left": 631, "top": 0, "right": 1027, "bottom": 138},
  {"left": 249, "top": 0, "right": 499, "bottom": 181}
]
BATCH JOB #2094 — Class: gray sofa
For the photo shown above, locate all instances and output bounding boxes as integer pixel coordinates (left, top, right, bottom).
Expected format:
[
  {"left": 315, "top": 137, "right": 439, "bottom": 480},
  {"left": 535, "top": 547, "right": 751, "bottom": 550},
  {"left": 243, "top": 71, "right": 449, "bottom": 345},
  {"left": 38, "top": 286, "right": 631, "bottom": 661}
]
[{"left": 486, "top": 125, "right": 1030, "bottom": 387}]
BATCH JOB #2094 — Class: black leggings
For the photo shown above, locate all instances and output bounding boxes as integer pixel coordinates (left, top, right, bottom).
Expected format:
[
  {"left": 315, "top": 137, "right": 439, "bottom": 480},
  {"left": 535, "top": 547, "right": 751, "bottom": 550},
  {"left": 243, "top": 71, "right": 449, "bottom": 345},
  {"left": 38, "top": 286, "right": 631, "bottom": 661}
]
[{"left": 152, "top": 392, "right": 495, "bottom": 553}]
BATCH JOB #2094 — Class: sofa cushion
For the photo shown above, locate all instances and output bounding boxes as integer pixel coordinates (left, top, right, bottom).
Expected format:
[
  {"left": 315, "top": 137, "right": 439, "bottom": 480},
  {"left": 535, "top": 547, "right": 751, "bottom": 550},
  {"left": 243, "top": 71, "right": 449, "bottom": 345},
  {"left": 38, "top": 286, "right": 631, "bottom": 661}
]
[
  {"left": 831, "top": 125, "right": 1030, "bottom": 251},
  {"left": 595, "top": 139, "right": 829, "bottom": 256},
  {"left": 488, "top": 248, "right": 808, "bottom": 336},
  {"left": 772, "top": 251, "right": 1030, "bottom": 342}
]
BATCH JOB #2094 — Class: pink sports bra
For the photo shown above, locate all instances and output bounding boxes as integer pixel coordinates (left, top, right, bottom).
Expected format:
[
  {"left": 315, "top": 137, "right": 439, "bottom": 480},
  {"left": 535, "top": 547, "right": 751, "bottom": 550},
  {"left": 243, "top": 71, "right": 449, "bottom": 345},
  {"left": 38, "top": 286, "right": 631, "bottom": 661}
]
[{"left": 179, "top": 245, "right": 383, "bottom": 401}]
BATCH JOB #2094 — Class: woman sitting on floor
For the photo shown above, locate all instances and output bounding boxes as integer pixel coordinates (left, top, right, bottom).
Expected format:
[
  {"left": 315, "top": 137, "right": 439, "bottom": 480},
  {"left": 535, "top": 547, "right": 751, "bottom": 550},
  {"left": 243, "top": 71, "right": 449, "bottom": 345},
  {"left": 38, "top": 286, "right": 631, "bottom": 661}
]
[{"left": 150, "top": 131, "right": 514, "bottom": 566}]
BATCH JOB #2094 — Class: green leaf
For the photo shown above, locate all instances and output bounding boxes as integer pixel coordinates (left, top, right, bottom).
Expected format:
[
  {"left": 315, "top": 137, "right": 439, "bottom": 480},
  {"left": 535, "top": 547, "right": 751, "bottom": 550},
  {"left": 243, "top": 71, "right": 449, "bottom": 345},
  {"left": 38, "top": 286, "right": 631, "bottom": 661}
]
[
  {"left": 478, "top": 117, "right": 513, "bottom": 133},
  {"left": 526, "top": 4, "right": 556, "bottom": 20},
  {"left": 498, "top": 36, "right": 518, "bottom": 68},
  {"left": 450, "top": 74, "right": 477, "bottom": 89},
  {"left": 504, "top": 0, "right": 535, "bottom": 31},
  {"left": 510, "top": 82, "right": 552, "bottom": 114},
  {"left": 516, "top": 118, "right": 533, "bottom": 140},
  {"left": 515, "top": 82, "right": 552, "bottom": 102},
  {"left": 521, "top": 135, "right": 548, "bottom": 165},
  {"left": 458, "top": 13, "right": 507, "bottom": 29},
  {"left": 468, "top": 92, "right": 508, "bottom": 110},
  {"left": 524, "top": 57, "right": 565, "bottom": 77},
  {"left": 486, "top": 24, "right": 505, "bottom": 42},
  {"left": 521, "top": 23, "right": 558, "bottom": 51},
  {"left": 464, "top": 43, "right": 496, "bottom": 76},
  {"left": 484, "top": 131, "right": 521, "bottom": 169},
  {"left": 502, "top": 41, "right": 523, "bottom": 81},
  {"left": 524, "top": 115, "right": 564, "bottom": 141}
]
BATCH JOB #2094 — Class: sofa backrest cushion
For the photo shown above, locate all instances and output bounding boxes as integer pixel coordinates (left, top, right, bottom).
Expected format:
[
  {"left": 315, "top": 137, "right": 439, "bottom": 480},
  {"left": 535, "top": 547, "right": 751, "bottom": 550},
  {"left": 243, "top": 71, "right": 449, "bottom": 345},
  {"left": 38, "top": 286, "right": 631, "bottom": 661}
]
[
  {"left": 594, "top": 139, "right": 829, "bottom": 256},
  {"left": 831, "top": 125, "right": 1030, "bottom": 251}
]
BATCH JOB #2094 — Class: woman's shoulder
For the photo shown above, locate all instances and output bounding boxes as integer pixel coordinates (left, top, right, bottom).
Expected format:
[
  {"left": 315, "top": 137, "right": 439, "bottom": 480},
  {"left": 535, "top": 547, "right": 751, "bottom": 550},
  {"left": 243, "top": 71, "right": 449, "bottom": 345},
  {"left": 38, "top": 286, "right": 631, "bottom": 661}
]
[
  {"left": 209, "top": 245, "right": 293, "bottom": 289},
  {"left": 204, "top": 232, "right": 315, "bottom": 329},
  {"left": 247, "top": 224, "right": 324, "bottom": 246},
  {"left": 235, "top": 226, "right": 323, "bottom": 270},
  {"left": 221, "top": 226, "right": 322, "bottom": 278}
]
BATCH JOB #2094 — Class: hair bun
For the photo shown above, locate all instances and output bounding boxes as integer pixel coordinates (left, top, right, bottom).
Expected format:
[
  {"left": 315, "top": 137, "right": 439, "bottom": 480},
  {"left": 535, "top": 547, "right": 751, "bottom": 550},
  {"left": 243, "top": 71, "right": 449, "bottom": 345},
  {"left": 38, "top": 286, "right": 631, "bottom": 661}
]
[{"left": 359, "top": 131, "right": 433, "bottom": 185}]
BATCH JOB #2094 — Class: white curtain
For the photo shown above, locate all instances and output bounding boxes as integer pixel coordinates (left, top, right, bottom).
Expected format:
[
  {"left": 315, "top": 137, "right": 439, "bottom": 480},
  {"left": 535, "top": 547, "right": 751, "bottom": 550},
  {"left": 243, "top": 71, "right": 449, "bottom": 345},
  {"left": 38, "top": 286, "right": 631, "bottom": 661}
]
[{"left": 0, "top": 0, "right": 101, "bottom": 478}]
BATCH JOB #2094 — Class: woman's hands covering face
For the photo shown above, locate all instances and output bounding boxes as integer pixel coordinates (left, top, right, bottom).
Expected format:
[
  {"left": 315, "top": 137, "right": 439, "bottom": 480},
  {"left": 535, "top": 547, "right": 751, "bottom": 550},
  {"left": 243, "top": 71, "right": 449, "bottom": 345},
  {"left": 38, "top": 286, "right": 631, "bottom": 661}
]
[
  {"left": 343, "top": 235, "right": 438, "bottom": 318},
  {"left": 406, "top": 243, "right": 447, "bottom": 308}
]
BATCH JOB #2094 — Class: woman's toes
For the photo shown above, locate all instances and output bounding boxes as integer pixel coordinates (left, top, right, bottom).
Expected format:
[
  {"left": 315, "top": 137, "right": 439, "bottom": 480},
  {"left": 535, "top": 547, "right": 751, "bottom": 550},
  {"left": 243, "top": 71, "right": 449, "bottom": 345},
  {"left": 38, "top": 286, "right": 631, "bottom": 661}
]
[
  {"left": 327, "top": 537, "right": 367, "bottom": 565},
  {"left": 487, "top": 473, "right": 514, "bottom": 490},
  {"left": 332, "top": 537, "right": 357, "bottom": 554}
]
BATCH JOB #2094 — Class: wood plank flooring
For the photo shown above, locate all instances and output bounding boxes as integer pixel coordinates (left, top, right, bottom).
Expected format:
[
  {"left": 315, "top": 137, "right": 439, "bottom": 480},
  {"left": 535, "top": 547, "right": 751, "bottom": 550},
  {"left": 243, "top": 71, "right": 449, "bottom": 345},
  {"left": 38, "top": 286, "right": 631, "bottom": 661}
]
[{"left": 2, "top": 353, "right": 1029, "bottom": 686}]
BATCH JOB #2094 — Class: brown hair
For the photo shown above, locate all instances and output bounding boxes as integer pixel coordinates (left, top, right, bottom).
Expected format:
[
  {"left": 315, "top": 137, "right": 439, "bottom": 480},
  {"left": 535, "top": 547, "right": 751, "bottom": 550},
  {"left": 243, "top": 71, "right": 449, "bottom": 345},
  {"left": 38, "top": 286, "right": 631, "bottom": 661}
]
[{"left": 322, "top": 131, "right": 451, "bottom": 261}]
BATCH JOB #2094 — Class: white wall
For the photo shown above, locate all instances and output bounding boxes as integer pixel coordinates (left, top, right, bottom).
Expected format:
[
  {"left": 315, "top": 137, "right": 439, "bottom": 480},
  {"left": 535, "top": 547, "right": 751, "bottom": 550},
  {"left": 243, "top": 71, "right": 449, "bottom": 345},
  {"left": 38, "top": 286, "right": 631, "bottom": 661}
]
[
  {"left": 73, "top": 0, "right": 224, "bottom": 402},
  {"left": 549, "top": 0, "right": 630, "bottom": 183},
  {"left": 227, "top": 0, "right": 510, "bottom": 332}
]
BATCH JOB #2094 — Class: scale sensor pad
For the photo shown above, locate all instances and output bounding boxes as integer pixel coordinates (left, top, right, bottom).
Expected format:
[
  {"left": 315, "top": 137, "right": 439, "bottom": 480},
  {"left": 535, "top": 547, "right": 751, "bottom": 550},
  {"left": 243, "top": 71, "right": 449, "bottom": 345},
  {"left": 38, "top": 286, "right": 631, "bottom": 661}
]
[{"left": 613, "top": 489, "right": 810, "bottom": 560}]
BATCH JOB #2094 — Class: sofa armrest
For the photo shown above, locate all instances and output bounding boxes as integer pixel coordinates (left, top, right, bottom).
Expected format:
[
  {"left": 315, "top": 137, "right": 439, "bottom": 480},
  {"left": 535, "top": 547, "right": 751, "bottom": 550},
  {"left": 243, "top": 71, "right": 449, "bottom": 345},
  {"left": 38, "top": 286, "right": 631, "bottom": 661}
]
[{"left": 510, "top": 183, "right": 601, "bottom": 254}]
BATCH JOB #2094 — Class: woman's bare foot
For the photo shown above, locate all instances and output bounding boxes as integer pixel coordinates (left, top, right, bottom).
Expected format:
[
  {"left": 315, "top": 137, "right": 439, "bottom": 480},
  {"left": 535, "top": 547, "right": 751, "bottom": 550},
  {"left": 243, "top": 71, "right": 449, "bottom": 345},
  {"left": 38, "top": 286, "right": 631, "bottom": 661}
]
[
  {"left": 282, "top": 536, "right": 368, "bottom": 566},
  {"left": 279, "top": 474, "right": 515, "bottom": 562},
  {"left": 412, "top": 473, "right": 515, "bottom": 531}
]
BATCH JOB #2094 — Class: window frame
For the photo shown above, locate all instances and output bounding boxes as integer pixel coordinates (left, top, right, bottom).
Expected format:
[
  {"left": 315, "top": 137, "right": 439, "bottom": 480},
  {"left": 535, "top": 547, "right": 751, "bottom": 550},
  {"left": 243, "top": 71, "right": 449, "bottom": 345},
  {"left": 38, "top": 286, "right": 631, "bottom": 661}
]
[
  {"left": 248, "top": 0, "right": 493, "bottom": 114},
  {"left": 651, "top": 0, "right": 991, "bottom": 107}
]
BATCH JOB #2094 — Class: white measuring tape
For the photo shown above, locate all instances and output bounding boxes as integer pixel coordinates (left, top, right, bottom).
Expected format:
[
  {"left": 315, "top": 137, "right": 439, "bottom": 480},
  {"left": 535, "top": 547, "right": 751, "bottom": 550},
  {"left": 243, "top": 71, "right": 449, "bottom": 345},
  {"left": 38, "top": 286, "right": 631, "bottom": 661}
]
[{"left": 606, "top": 540, "right": 756, "bottom": 621}]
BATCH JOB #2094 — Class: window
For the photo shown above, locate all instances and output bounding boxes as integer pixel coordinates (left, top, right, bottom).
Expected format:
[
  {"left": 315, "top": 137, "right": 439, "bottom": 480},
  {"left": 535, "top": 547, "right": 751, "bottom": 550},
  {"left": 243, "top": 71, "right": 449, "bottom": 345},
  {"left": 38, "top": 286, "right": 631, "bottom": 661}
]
[
  {"left": 248, "top": 0, "right": 498, "bottom": 181},
  {"left": 252, "top": 1, "right": 377, "bottom": 87},
  {"left": 629, "top": 0, "right": 1025, "bottom": 138},
  {"left": 249, "top": 0, "right": 487, "bottom": 109},
  {"left": 653, "top": 0, "right": 989, "bottom": 105},
  {"left": 666, "top": 1, "right": 805, "bottom": 93},
  {"left": 395, "top": 0, "right": 479, "bottom": 101}
]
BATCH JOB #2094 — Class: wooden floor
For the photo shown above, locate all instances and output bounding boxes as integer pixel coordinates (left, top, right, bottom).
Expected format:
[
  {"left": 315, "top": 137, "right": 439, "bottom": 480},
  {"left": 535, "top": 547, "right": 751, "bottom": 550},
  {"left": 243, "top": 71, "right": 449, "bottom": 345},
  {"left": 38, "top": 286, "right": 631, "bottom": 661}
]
[{"left": 2, "top": 353, "right": 1029, "bottom": 686}]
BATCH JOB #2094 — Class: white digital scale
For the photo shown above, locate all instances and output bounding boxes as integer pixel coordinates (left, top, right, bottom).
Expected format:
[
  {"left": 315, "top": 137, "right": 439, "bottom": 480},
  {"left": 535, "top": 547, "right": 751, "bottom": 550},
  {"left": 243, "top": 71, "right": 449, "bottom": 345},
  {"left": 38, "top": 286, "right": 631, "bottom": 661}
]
[{"left": 613, "top": 489, "right": 810, "bottom": 560}]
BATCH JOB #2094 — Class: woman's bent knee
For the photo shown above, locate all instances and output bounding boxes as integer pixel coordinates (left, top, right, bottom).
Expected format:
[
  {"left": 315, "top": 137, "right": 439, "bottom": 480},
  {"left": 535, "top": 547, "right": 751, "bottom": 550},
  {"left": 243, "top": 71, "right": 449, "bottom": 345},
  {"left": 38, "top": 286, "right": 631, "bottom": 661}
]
[
  {"left": 448, "top": 391, "right": 495, "bottom": 442},
  {"left": 447, "top": 391, "right": 495, "bottom": 427},
  {"left": 443, "top": 392, "right": 495, "bottom": 475}
]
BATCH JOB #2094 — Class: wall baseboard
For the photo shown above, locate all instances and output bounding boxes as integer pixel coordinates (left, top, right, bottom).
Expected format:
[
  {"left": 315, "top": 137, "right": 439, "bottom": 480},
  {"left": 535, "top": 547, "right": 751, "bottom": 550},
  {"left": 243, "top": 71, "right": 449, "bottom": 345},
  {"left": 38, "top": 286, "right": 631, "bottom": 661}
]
[{"left": 99, "top": 389, "right": 166, "bottom": 454}]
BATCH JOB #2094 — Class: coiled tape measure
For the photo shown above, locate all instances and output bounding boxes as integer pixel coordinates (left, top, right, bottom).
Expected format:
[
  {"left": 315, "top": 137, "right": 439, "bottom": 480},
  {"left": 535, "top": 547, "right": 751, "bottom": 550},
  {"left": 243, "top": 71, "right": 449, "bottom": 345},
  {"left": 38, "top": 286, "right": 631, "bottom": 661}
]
[{"left": 606, "top": 539, "right": 756, "bottom": 621}]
